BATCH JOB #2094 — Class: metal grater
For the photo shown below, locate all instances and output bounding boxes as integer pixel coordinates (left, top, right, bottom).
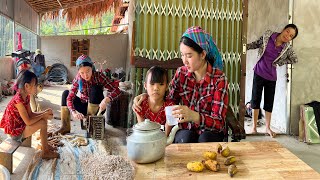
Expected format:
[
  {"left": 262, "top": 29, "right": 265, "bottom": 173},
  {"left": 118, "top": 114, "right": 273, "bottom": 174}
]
[{"left": 90, "top": 116, "right": 105, "bottom": 140}]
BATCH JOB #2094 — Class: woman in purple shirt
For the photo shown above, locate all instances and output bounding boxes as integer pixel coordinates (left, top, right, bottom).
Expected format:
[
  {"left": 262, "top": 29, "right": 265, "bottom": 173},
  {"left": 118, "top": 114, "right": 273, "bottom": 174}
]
[{"left": 247, "top": 24, "right": 298, "bottom": 138}]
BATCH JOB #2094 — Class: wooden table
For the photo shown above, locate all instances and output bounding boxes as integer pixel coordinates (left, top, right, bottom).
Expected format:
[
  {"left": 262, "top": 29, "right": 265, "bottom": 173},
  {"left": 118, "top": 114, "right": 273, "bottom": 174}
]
[{"left": 133, "top": 141, "right": 320, "bottom": 179}]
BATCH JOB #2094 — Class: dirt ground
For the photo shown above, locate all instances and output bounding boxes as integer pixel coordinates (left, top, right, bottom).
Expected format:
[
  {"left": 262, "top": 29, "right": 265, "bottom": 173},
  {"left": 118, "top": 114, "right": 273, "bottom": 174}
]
[{"left": 0, "top": 85, "right": 127, "bottom": 179}]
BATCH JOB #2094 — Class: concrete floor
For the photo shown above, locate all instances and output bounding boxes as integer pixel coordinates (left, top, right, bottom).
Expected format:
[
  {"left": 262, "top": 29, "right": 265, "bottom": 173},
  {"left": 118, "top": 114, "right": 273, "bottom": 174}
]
[
  {"left": 0, "top": 85, "right": 320, "bottom": 179},
  {"left": 244, "top": 116, "right": 282, "bottom": 135}
]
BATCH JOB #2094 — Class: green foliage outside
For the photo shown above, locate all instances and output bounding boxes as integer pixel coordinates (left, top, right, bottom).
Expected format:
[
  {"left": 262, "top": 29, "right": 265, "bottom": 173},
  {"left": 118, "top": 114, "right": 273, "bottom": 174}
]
[
  {"left": 0, "top": 15, "right": 14, "bottom": 57},
  {"left": 15, "top": 25, "right": 38, "bottom": 51},
  {"left": 0, "top": 14, "right": 38, "bottom": 56},
  {"left": 40, "top": 11, "right": 115, "bottom": 36}
]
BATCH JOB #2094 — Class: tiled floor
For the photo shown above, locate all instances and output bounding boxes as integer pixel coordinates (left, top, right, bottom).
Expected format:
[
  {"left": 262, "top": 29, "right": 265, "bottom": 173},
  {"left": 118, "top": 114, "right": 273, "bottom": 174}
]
[{"left": 0, "top": 85, "right": 319, "bottom": 179}]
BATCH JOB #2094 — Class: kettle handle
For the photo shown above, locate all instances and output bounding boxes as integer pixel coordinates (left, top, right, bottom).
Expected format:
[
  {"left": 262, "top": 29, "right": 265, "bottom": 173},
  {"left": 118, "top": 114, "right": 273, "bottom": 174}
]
[{"left": 166, "top": 125, "right": 179, "bottom": 146}]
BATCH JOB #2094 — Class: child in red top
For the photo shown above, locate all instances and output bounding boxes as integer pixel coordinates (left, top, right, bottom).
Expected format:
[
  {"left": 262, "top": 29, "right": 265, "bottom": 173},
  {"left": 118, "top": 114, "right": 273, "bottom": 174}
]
[
  {"left": 0, "top": 70, "right": 59, "bottom": 159},
  {"left": 133, "top": 66, "right": 175, "bottom": 136}
]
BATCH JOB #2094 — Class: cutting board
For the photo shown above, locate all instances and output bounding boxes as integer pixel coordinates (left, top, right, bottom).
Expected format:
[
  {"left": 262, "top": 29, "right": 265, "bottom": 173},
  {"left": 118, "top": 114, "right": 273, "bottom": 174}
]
[{"left": 133, "top": 141, "right": 320, "bottom": 179}]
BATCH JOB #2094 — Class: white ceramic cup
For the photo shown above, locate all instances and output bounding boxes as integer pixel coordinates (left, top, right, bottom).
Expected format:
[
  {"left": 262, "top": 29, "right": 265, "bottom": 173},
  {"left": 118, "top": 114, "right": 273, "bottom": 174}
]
[{"left": 165, "top": 106, "right": 179, "bottom": 126}]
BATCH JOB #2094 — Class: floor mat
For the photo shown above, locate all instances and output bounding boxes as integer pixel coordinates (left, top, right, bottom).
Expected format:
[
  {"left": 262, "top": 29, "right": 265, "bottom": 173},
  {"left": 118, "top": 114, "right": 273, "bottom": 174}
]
[
  {"left": 22, "top": 136, "right": 134, "bottom": 180},
  {"left": 22, "top": 138, "right": 96, "bottom": 179}
]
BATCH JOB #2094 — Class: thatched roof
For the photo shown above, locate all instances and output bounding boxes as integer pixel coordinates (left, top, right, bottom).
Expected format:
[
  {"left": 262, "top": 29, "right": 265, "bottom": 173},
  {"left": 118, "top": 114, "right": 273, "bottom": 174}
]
[{"left": 26, "top": 0, "right": 123, "bottom": 27}]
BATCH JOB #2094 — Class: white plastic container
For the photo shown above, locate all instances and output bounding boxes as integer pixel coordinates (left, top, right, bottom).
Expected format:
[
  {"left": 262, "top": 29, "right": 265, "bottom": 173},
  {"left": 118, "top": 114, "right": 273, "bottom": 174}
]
[{"left": 165, "top": 106, "right": 179, "bottom": 126}]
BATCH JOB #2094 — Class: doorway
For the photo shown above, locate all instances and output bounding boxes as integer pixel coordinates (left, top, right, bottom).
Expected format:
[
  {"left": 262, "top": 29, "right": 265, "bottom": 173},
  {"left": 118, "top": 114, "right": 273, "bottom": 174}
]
[{"left": 243, "top": 0, "right": 291, "bottom": 134}]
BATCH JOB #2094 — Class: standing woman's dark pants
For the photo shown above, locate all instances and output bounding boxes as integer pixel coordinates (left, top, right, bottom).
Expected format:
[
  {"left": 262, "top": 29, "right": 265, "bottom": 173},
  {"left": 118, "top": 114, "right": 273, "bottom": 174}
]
[
  {"left": 61, "top": 85, "right": 104, "bottom": 115},
  {"left": 174, "top": 129, "right": 225, "bottom": 143},
  {"left": 251, "top": 73, "right": 276, "bottom": 112}
]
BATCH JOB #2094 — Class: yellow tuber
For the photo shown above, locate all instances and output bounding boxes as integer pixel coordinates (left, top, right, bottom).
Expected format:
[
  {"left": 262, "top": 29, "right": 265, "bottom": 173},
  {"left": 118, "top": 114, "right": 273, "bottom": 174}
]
[{"left": 187, "top": 161, "right": 205, "bottom": 172}]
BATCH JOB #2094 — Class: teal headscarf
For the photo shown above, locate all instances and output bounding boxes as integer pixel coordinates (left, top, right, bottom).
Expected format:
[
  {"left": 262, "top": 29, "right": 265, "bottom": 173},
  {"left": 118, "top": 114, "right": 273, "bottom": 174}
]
[
  {"left": 76, "top": 55, "right": 95, "bottom": 92},
  {"left": 182, "top": 26, "right": 223, "bottom": 70},
  {"left": 76, "top": 55, "right": 95, "bottom": 70}
]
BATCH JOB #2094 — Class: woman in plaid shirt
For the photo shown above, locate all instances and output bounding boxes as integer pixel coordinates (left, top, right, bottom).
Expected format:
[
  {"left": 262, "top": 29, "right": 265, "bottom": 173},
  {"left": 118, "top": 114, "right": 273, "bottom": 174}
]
[
  {"left": 133, "top": 26, "right": 228, "bottom": 143},
  {"left": 54, "top": 55, "right": 121, "bottom": 135}
]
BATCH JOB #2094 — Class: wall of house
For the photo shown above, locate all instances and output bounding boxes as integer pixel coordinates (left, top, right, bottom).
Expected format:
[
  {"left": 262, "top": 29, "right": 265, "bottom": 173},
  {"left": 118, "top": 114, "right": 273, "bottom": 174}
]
[
  {"left": 246, "top": 0, "right": 289, "bottom": 133},
  {"left": 0, "top": 57, "right": 14, "bottom": 80},
  {"left": 290, "top": 0, "right": 320, "bottom": 135},
  {"left": 41, "top": 34, "right": 128, "bottom": 80},
  {"left": 0, "top": 0, "right": 14, "bottom": 18}
]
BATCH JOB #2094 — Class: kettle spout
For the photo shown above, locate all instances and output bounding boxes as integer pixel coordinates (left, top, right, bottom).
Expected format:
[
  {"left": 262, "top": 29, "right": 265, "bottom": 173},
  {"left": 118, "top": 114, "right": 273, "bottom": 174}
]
[{"left": 166, "top": 125, "right": 179, "bottom": 146}]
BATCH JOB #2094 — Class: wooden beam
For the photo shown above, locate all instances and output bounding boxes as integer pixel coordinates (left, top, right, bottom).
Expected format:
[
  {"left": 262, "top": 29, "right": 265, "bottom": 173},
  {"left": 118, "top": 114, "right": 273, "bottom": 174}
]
[
  {"left": 56, "top": 0, "right": 63, "bottom": 8},
  {"left": 240, "top": 0, "right": 249, "bottom": 128},
  {"left": 134, "top": 56, "right": 184, "bottom": 69}
]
